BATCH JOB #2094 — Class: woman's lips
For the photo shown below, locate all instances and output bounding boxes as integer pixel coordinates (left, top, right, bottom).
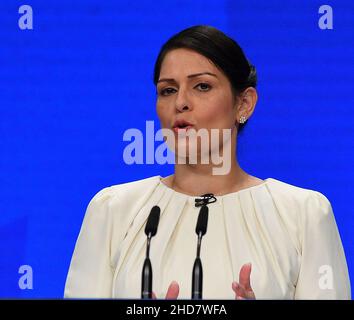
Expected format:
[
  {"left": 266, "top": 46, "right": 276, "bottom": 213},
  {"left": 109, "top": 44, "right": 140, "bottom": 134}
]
[{"left": 173, "top": 125, "right": 194, "bottom": 133}]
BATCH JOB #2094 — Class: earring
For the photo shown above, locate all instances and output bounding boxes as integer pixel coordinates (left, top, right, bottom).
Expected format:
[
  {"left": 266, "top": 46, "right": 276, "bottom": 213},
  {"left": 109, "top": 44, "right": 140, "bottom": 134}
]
[{"left": 239, "top": 115, "right": 247, "bottom": 124}]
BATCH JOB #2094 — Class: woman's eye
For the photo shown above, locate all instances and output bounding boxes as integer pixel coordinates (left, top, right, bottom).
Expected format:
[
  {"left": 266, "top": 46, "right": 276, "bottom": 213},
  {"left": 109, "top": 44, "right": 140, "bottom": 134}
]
[
  {"left": 159, "top": 87, "right": 177, "bottom": 96},
  {"left": 195, "top": 83, "right": 211, "bottom": 91}
]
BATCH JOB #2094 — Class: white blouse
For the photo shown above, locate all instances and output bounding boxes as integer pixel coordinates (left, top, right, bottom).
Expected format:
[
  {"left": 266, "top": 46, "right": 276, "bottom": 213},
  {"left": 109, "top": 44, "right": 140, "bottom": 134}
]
[{"left": 64, "top": 175, "right": 351, "bottom": 299}]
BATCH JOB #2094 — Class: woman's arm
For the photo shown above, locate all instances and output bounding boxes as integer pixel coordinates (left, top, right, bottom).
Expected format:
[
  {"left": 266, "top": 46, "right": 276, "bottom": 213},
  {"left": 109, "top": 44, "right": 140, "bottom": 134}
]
[
  {"left": 64, "top": 187, "right": 115, "bottom": 298},
  {"left": 294, "top": 191, "right": 351, "bottom": 299}
]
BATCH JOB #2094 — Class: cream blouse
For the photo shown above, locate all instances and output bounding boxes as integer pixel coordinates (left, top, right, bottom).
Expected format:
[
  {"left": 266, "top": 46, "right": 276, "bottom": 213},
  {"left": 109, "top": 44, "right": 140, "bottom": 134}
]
[{"left": 64, "top": 175, "right": 351, "bottom": 299}]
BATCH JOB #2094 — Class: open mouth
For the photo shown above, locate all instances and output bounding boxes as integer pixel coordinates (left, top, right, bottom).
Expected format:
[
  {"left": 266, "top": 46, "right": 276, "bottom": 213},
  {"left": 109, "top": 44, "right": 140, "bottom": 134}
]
[
  {"left": 173, "top": 125, "right": 193, "bottom": 132},
  {"left": 173, "top": 119, "right": 194, "bottom": 132}
]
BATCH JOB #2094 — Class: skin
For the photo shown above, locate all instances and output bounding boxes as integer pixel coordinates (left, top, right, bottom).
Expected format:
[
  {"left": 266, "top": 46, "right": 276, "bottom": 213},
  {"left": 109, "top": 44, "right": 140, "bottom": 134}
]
[{"left": 155, "top": 48, "right": 260, "bottom": 299}]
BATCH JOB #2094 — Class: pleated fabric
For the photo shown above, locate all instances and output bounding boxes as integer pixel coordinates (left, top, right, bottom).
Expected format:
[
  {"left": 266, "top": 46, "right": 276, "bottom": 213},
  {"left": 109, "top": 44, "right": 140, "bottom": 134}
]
[{"left": 64, "top": 175, "right": 351, "bottom": 299}]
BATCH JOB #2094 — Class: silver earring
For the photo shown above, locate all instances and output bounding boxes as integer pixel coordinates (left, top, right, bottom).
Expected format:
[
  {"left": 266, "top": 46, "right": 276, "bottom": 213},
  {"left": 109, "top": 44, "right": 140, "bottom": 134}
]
[{"left": 239, "top": 115, "right": 247, "bottom": 124}]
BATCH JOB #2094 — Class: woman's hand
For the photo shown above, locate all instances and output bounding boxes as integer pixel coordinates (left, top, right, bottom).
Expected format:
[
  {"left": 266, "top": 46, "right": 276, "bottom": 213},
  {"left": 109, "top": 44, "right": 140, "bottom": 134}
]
[
  {"left": 232, "top": 263, "right": 256, "bottom": 300},
  {"left": 152, "top": 281, "right": 180, "bottom": 299},
  {"left": 150, "top": 264, "right": 256, "bottom": 300}
]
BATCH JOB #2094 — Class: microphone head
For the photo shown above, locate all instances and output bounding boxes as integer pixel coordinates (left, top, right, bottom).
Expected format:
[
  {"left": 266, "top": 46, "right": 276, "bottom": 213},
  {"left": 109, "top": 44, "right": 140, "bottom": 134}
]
[
  {"left": 195, "top": 205, "right": 208, "bottom": 236},
  {"left": 194, "top": 193, "right": 216, "bottom": 207},
  {"left": 145, "top": 206, "right": 160, "bottom": 237}
]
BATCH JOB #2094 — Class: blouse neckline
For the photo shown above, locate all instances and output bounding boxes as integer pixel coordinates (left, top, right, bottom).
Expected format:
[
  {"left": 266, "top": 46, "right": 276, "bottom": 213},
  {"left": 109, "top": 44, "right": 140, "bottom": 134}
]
[{"left": 158, "top": 175, "right": 272, "bottom": 200}]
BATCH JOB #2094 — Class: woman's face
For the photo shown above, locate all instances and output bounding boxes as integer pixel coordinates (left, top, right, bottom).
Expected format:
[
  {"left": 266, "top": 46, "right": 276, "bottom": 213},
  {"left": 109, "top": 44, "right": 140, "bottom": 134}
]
[{"left": 156, "top": 48, "right": 238, "bottom": 157}]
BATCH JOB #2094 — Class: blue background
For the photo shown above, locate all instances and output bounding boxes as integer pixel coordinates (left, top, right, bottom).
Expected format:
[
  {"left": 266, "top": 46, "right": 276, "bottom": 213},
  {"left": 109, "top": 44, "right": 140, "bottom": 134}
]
[{"left": 0, "top": 1, "right": 353, "bottom": 298}]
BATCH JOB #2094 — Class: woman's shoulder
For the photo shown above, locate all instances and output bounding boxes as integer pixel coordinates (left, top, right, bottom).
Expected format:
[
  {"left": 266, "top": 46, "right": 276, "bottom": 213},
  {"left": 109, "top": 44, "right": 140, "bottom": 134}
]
[
  {"left": 266, "top": 177, "right": 334, "bottom": 223},
  {"left": 81, "top": 175, "right": 162, "bottom": 236},
  {"left": 87, "top": 175, "right": 161, "bottom": 207},
  {"left": 267, "top": 177, "right": 331, "bottom": 204}
]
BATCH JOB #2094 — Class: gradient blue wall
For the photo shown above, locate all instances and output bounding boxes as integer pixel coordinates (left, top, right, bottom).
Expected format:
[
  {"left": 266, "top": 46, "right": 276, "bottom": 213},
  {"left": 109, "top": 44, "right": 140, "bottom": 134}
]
[{"left": 0, "top": 1, "right": 353, "bottom": 298}]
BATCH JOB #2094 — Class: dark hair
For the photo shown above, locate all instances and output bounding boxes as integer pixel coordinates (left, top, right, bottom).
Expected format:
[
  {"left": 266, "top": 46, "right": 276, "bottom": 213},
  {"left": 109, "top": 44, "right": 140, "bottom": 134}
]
[{"left": 153, "top": 25, "right": 257, "bottom": 135}]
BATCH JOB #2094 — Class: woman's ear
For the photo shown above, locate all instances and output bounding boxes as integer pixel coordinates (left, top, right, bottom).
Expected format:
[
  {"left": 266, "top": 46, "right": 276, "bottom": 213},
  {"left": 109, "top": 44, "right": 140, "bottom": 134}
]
[{"left": 234, "top": 87, "right": 258, "bottom": 125}]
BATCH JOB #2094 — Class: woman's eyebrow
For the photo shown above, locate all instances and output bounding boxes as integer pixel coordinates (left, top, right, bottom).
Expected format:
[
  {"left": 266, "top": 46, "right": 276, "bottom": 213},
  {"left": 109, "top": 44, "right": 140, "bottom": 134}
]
[
  {"left": 157, "top": 78, "right": 176, "bottom": 84},
  {"left": 187, "top": 72, "right": 218, "bottom": 79},
  {"left": 157, "top": 72, "right": 218, "bottom": 84}
]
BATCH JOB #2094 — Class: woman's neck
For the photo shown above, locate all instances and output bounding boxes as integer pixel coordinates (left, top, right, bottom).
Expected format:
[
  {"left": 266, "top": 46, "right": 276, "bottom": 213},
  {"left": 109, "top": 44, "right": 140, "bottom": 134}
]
[{"left": 162, "top": 162, "right": 262, "bottom": 197}]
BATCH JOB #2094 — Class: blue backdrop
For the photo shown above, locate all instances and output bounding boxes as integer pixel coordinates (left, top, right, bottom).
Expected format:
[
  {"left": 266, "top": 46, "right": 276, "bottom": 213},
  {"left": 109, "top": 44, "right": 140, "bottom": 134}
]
[{"left": 0, "top": 0, "right": 353, "bottom": 298}]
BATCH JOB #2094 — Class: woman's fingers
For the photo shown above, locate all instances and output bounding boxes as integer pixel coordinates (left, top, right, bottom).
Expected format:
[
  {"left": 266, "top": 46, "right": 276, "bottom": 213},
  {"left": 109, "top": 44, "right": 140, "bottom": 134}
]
[
  {"left": 151, "top": 281, "right": 179, "bottom": 299},
  {"left": 165, "top": 281, "right": 180, "bottom": 299},
  {"left": 239, "top": 263, "right": 252, "bottom": 291},
  {"left": 231, "top": 263, "right": 256, "bottom": 300},
  {"left": 232, "top": 281, "right": 246, "bottom": 298}
]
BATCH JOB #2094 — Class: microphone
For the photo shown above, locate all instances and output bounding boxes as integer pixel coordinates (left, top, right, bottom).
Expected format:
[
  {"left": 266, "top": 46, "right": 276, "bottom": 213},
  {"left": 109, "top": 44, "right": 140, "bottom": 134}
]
[
  {"left": 191, "top": 203, "right": 209, "bottom": 299},
  {"left": 194, "top": 193, "right": 217, "bottom": 207},
  {"left": 141, "top": 205, "right": 160, "bottom": 299}
]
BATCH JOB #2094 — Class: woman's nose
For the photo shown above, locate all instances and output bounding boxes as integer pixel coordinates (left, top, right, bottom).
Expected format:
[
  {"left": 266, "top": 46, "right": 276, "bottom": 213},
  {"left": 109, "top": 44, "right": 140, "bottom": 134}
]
[
  {"left": 175, "top": 89, "right": 191, "bottom": 112},
  {"left": 176, "top": 104, "right": 189, "bottom": 112}
]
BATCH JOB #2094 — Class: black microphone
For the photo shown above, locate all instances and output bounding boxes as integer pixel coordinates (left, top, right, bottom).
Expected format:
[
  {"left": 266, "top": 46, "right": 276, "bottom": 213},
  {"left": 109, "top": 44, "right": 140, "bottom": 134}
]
[
  {"left": 191, "top": 203, "right": 209, "bottom": 299},
  {"left": 195, "top": 204, "right": 208, "bottom": 236},
  {"left": 141, "top": 205, "right": 160, "bottom": 299},
  {"left": 194, "top": 193, "right": 217, "bottom": 207}
]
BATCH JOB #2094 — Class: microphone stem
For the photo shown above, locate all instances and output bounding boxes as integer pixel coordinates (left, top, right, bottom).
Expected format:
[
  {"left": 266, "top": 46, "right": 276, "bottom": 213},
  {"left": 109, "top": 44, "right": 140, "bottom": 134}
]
[
  {"left": 196, "top": 232, "right": 202, "bottom": 258},
  {"left": 146, "top": 233, "right": 152, "bottom": 258}
]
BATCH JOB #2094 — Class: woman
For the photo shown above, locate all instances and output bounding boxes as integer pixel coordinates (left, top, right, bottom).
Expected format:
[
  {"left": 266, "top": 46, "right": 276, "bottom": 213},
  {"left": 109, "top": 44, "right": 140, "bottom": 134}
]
[{"left": 64, "top": 25, "right": 351, "bottom": 299}]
